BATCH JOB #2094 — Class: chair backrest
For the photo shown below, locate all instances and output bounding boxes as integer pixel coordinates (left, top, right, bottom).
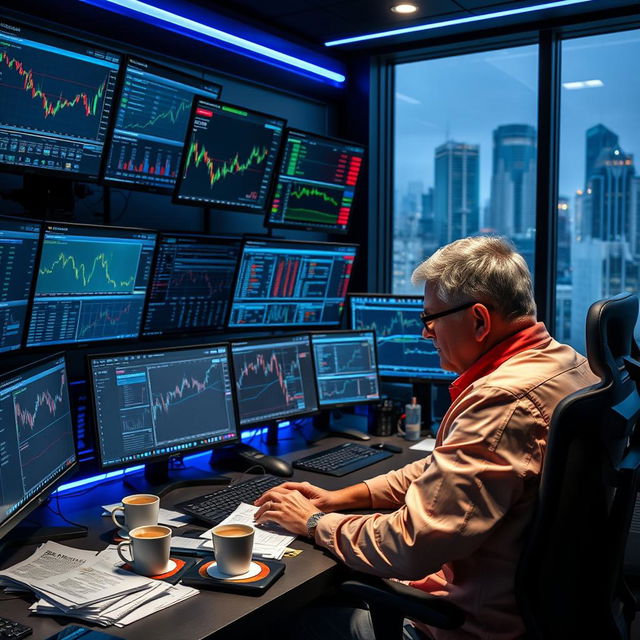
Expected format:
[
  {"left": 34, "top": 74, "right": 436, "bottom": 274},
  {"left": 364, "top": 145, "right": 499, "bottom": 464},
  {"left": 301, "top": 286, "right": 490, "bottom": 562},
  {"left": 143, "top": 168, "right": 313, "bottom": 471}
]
[{"left": 516, "top": 292, "right": 640, "bottom": 639}]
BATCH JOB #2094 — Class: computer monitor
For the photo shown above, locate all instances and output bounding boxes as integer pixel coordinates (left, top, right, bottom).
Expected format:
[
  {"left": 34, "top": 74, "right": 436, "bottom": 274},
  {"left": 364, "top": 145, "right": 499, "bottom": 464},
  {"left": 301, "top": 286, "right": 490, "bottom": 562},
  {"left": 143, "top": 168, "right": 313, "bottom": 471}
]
[
  {"left": 0, "top": 19, "right": 120, "bottom": 180},
  {"left": 173, "top": 98, "right": 285, "bottom": 211},
  {"left": 230, "top": 334, "right": 318, "bottom": 427},
  {"left": 0, "top": 353, "right": 77, "bottom": 543},
  {"left": 102, "top": 57, "right": 222, "bottom": 193},
  {"left": 228, "top": 238, "right": 357, "bottom": 328},
  {"left": 142, "top": 233, "right": 241, "bottom": 337},
  {"left": 266, "top": 129, "right": 365, "bottom": 233},
  {"left": 0, "top": 216, "right": 41, "bottom": 353},
  {"left": 88, "top": 343, "right": 238, "bottom": 491},
  {"left": 26, "top": 222, "right": 157, "bottom": 348},
  {"left": 349, "top": 294, "right": 456, "bottom": 382},
  {"left": 311, "top": 330, "right": 380, "bottom": 409}
]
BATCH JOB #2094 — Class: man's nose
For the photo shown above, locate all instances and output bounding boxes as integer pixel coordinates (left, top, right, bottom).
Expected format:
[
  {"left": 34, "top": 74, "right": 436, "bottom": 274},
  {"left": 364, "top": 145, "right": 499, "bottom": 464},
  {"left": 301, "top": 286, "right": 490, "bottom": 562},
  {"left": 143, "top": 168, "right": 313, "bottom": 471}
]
[{"left": 422, "top": 325, "right": 434, "bottom": 340}]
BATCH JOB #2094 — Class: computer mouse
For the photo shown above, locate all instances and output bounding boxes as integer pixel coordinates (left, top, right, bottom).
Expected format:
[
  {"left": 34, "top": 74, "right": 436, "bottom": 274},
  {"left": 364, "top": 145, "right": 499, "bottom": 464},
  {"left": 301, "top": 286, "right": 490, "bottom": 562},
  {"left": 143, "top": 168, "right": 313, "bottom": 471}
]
[{"left": 235, "top": 444, "right": 294, "bottom": 477}]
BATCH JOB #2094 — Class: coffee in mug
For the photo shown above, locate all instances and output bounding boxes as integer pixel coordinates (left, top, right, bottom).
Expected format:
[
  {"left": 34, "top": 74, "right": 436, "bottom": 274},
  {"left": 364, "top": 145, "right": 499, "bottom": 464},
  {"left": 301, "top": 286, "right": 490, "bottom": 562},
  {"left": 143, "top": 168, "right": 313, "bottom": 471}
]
[
  {"left": 117, "top": 525, "right": 171, "bottom": 576},
  {"left": 111, "top": 494, "right": 159, "bottom": 535},
  {"left": 211, "top": 523, "right": 255, "bottom": 576}
]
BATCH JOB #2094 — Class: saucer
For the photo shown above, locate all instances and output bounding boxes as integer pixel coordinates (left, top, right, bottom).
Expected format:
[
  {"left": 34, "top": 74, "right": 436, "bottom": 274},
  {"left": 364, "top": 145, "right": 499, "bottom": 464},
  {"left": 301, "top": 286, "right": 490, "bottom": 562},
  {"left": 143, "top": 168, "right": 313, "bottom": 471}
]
[{"left": 206, "top": 561, "right": 261, "bottom": 581}]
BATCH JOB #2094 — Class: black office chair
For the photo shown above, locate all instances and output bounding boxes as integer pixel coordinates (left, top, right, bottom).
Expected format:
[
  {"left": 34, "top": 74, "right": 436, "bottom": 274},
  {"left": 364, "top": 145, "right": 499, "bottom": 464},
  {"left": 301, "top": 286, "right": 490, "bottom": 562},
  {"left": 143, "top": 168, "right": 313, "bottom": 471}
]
[{"left": 342, "top": 292, "right": 640, "bottom": 639}]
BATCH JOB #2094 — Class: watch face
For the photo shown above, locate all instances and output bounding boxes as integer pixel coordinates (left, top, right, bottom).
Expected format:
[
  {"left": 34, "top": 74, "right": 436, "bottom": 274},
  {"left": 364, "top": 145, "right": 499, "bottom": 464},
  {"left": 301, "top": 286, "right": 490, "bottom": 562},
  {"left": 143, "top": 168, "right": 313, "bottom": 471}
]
[{"left": 307, "top": 512, "right": 325, "bottom": 536}]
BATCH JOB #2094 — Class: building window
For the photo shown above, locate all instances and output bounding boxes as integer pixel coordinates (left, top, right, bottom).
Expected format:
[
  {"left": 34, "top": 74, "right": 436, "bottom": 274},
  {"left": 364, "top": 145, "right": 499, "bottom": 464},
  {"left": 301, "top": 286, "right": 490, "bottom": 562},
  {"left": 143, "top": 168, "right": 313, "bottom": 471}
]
[
  {"left": 558, "top": 29, "right": 640, "bottom": 353},
  {"left": 392, "top": 45, "right": 539, "bottom": 294}
]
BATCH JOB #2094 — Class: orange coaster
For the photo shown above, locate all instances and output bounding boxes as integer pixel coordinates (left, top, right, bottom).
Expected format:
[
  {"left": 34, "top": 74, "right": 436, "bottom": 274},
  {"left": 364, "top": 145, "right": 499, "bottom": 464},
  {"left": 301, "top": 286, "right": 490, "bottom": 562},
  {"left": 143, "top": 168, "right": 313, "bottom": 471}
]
[
  {"left": 198, "top": 559, "right": 270, "bottom": 583},
  {"left": 123, "top": 557, "right": 186, "bottom": 579}
]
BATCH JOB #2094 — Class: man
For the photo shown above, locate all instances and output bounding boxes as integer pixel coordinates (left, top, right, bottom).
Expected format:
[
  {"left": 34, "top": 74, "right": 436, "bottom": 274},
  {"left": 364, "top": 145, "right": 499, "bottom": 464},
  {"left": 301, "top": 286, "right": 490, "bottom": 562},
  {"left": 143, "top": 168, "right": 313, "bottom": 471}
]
[{"left": 255, "top": 236, "right": 599, "bottom": 639}]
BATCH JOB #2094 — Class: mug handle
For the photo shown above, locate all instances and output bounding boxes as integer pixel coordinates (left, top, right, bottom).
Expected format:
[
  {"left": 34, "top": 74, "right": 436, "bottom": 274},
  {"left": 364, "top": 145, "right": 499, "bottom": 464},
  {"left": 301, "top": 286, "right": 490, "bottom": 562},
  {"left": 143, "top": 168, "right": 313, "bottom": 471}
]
[
  {"left": 111, "top": 506, "right": 126, "bottom": 530},
  {"left": 117, "top": 540, "right": 133, "bottom": 565}
]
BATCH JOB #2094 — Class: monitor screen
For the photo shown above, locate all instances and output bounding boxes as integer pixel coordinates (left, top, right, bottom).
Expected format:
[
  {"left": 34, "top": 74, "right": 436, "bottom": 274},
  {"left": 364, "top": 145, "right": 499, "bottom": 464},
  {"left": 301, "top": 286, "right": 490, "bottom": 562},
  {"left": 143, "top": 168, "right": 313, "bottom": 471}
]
[
  {"left": 311, "top": 330, "right": 380, "bottom": 408},
  {"left": 102, "top": 57, "right": 222, "bottom": 192},
  {"left": 230, "top": 334, "right": 318, "bottom": 426},
  {"left": 0, "top": 354, "right": 77, "bottom": 540},
  {"left": 174, "top": 98, "right": 285, "bottom": 211},
  {"left": 142, "top": 233, "right": 241, "bottom": 337},
  {"left": 0, "top": 217, "right": 41, "bottom": 353},
  {"left": 26, "top": 223, "right": 157, "bottom": 347},
  {"left": 349, "top": 294, "right": 456, "bottom": 381},
  {"left": 0, "top": 20, "right": 120, "bottom": 180},
  {"left": 228, "top": 239, "right": 357, "bottom": 328},
  {"left": 88, "top": 344, "right": 238, "bottom": 469},
  {"left": 266, "top": 129, "right": 365, "bottom": 233}
]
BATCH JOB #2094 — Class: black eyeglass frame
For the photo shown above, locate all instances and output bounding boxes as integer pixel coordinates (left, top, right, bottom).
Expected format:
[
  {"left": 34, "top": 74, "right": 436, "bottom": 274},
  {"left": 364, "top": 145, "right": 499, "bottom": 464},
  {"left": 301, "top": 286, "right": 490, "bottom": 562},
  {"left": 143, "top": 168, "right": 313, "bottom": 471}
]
[{"left": 419, "top": 300, "right": 478, "bottom": 330}]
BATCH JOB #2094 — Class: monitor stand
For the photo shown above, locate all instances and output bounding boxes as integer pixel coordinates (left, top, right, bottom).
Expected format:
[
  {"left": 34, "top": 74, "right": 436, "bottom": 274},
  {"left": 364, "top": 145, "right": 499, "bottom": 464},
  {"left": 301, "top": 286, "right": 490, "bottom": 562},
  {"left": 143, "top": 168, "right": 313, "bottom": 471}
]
[
  {"left": 124, "top": 459, "right": 231, "bottom": 498},
  {"left": 309, "top": 410, "right": 371, "bottom": 444}
]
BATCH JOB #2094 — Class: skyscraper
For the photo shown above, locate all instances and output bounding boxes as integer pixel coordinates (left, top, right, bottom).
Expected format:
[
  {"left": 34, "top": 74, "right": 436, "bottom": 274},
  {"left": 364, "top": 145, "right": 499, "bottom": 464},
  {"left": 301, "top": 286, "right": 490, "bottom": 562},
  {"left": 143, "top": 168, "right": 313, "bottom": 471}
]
[
  {"left": 585, "top": 124, "right": 618, "bottom": 189},
  {"left": 433, "top": 141, "right": 480, "bottom": 246},
  {"left": 488, "top": 124, "right": 537, "bottom": 238}
]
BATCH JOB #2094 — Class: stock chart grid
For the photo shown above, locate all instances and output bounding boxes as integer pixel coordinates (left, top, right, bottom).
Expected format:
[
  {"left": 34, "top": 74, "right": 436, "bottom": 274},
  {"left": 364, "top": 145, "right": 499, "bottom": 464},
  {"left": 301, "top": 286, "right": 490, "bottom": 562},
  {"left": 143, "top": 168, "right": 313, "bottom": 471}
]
[
  {"left": 231, "top": 335, "right": 318, "bottom": 426},
  {"left": 349, "top": 295, "right": 456, "bottom": 381},
  {"left": 103, "top": 57, "right": 221, "bottom": 191},
  {"left": 175, "top": 99, "right": 285, "bottom": 210},
  {"left": 311, "top": 331, "right": 380, "bottom": 407},
  {"left": 268, "top": 130, "right": 365, "bottom": 233},
  {"left": 90, "top": 345, "right": 237, "bottom": 467},
  {"left": 228, "top": 240, "right": 356, "bottom": 328},
  {"left": 0, "top": 20, "right": 120, "bottom": 178},
  {"left": 26, "top": 224, "right": 157, "bottom": 347},
  {"left": 143, "top": 234, "right": 240, "bottom": 336}
]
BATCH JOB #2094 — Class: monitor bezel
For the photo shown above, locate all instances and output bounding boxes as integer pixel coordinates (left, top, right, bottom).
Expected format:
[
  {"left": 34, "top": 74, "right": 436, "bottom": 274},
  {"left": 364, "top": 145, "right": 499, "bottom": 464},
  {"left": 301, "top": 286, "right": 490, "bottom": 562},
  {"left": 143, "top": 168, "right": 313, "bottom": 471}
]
[
  {"left": 229, "top": 332, "right": 320, "bottom": 427},
  {"left": 0, "top": 18, "right": 122, "bottom": 183},
  {"left": 24, "top": 220, "right": 158, "bottom": 351},
  {"left": 100, "top": 54, "right": 223, "bottom": 194},
  {"left": 264, "top": 127, "right": 366, "bottom": 235},
  {"left": 347, "top": 292, "right": 457, "bottom": 384},
  {"left": 310, "top": 328, "right": 382, "bottom": 410},
  {"left": 87, "top": 341, "right": 241, "bottom": 473},
  {"left": 140, "top": 231, "right": 242, "bottom": 339},
  {"left": 227, "top": 237, "right": 359, "bottom": 331},
  {"left": 172, "top": 96, "right": 286, "bottom": 213},
  {"left": 0, "top": 352, "right": 78, "bottom": 542}
]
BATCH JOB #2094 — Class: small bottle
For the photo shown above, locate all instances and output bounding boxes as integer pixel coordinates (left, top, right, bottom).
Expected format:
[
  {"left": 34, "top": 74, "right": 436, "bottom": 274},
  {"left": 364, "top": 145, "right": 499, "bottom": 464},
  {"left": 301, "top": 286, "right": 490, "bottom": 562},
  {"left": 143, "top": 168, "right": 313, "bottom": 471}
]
[{"left": 404, "top": 397, "right": 422, "bottom": 441}]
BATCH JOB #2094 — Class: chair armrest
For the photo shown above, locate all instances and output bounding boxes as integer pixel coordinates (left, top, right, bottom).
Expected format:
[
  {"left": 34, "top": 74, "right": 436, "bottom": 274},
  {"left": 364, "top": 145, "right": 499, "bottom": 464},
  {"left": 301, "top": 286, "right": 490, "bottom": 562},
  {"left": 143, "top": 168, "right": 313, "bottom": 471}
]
[{"left": 341, "top": 574, "right": 465, "bottom": 630}]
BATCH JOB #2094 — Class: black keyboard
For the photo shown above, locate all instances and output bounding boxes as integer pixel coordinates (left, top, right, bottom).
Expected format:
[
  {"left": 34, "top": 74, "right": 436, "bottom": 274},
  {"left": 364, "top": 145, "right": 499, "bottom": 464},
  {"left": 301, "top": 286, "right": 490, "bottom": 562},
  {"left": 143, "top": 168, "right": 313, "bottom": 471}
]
[
  {"left": 174, "top": 474, "right": 284, "bottom": 526},
  {"left": 293, "top": 443, "right": 392, "bottom": 477},
  {"left": 0, "top": 617, "right": 31, "bottom": 640}
]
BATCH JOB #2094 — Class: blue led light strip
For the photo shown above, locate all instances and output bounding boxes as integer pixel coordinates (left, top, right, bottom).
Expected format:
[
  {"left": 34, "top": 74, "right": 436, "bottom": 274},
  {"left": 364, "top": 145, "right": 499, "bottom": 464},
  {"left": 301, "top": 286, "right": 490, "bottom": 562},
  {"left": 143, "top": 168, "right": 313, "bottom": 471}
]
[
  {"left": 325, "top": 0, "right": 596, "bottom": 46},
  {"left": 78, "top": 0, "right": 345, "bottom": 83}
]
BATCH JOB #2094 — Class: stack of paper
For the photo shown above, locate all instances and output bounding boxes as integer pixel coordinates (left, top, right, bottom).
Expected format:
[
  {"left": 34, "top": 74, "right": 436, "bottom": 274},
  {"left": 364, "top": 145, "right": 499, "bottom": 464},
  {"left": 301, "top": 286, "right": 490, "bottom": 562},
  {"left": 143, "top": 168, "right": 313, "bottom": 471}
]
[
  {"left": 0, "top": 541, "right": 197, "bottom": 627},
  {"left": 199, "top": 502, "right": 296, "bottom": 560}
]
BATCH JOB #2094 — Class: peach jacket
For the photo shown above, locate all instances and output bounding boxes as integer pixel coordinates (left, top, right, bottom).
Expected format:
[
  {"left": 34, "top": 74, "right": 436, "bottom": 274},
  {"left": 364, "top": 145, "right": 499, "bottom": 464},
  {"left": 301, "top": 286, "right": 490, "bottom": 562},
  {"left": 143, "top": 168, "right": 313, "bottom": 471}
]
[{"left": 314, "top": 327, "right": 599, "bottom": 639}]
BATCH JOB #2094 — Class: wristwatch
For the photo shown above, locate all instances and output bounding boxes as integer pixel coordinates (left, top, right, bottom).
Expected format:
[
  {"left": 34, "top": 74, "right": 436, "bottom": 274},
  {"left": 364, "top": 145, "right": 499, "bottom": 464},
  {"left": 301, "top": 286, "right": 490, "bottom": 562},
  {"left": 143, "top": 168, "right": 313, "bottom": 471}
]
[{"left": 306, "top": 512, "right": 325, "bottom": 540}]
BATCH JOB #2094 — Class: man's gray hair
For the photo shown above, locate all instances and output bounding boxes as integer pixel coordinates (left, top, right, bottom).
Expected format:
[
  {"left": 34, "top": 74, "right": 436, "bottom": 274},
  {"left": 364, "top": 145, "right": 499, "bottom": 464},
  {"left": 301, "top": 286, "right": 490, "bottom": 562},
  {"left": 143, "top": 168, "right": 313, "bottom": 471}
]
[{"left": 411, "top": 235, "right": 536, "bottom": 319}]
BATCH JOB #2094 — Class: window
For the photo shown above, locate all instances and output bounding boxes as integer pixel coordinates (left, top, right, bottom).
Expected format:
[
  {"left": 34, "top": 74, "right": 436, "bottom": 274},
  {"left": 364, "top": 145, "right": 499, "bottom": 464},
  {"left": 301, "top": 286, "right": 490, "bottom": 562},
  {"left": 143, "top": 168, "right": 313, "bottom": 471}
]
[{"left": 393, "top": 45, "right": 539, "bottom": 294}]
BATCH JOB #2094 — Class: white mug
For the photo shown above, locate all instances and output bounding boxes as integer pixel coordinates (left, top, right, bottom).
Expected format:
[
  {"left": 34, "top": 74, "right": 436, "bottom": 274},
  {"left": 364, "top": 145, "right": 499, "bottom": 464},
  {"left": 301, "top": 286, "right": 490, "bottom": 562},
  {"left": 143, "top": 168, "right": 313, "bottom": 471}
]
[
  {"left": 211, "top": 523, "right": 255, "bottom": 576},
  {"left": 111, "top": 494, "right": 159, "bottom": 535},
  {"left": 117, "top": 525, "right": 171, "bottom": 576}
]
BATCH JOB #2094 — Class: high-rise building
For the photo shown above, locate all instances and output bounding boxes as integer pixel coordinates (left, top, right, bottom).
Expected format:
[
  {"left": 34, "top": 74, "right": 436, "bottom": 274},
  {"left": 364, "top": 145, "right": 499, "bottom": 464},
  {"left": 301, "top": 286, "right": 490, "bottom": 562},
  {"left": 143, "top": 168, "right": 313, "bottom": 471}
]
[
  {"left": 433, "top": 141, "right": 480, "bottom": 246},
  {"left": 585, "top": 124, "right": 618, "bottom": 188},
  {"left": 557, "top": 196, "right": 572, "bottom": 284},
  {"left": 488, "top": 124, "right": 537, "bottom": 238}
]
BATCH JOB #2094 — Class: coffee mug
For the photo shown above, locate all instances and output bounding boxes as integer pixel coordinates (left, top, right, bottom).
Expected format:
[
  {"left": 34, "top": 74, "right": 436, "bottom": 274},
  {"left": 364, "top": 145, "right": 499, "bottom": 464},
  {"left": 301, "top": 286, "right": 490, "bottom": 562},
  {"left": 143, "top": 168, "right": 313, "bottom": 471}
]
[
  {"left": 111, "top": 494, "right": 159, "bottom": 535},
  {"left": 211, "top": 523, "right": 255, "bottom": 576},
  {"left": 117, "top": 525, "right": 171, "bottom": 576}
]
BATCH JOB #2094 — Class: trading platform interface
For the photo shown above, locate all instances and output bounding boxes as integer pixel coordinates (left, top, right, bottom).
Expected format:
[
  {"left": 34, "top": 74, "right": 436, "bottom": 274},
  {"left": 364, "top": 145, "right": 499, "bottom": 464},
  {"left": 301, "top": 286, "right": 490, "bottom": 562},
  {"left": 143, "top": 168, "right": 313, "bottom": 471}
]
[
  {"left": 267, "top": 130, "right": 365, "bottom": 233},
  {"left": 103, "top": 57, "right": 221, "bottom": 192},
  {"left": 0, "top": 20, "right": 120, "bottom": 179},
  {"left": 174, "top": 98, "right": 285, "bottom": 210},
  {"left": 0, "top": 218, "right": 40, "bottom": 353},
  {"left": 143, "top": 234, "right": 240, "bottom": 336},
  {"left": 0, "top": 355, "right": 76, "bottom": 528},
  {"left": 228, "top": 239, "right": 356, "bottom": 328},
  {"left": 231, "top": 335, "right": 318, "bottom": 426},
  {"left": 311, "top": 331, "right": 380, "bottom": 407},
  {"left": 349, "top": 294, "right": 456, "bottom": 381},
  {"left": 26, "top": 224, "right": 157, "bottom": 347},
  {"left": 90, "top": 345, "right": 238, "bottom": 468}
]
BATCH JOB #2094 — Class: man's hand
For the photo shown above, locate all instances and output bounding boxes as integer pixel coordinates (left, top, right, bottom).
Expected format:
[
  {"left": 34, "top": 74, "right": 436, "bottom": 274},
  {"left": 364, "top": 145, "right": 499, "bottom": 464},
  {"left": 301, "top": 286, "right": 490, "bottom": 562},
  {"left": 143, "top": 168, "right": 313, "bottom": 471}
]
[
  {"left": 254, "top": 488, "right": 318, "bottom": 536},
  {"left": 255, "top": 481, "right": 338, "bottom": 513}
]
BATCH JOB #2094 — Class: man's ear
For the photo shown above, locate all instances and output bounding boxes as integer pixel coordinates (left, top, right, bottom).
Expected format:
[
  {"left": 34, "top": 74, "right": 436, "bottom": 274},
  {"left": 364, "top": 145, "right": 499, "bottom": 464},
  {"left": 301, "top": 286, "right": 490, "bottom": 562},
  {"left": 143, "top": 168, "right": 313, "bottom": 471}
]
[{"left": 472, "top": 304, "right": 491, "bottom": 342}]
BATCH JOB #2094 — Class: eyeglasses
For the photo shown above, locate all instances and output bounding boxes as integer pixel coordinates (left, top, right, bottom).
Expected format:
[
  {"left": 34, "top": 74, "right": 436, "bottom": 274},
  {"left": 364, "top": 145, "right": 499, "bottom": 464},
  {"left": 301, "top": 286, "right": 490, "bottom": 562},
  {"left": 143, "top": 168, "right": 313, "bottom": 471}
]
[{"left": 419, "top": 301, "right": 477, "bottom": 330}]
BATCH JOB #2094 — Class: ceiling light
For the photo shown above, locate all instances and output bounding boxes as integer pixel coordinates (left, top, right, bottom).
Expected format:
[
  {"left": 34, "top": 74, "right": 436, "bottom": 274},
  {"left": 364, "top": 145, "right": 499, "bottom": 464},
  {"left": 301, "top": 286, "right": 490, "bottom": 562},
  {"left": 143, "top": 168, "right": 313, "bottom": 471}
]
[
  {"left": 562, "top": 79, "right": 604, "bottom": 90},
  {"left": 391, "top": 3, "right": 418, "bottom": 14}
]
